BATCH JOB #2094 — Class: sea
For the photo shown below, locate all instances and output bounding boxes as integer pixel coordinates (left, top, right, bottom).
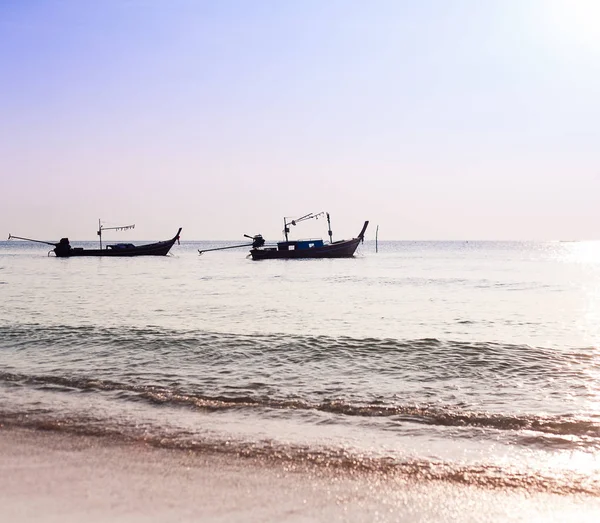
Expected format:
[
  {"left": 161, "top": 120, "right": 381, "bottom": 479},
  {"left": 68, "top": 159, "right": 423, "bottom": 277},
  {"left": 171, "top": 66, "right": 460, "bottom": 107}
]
[{"left": 1, "top": 238, "right": 600, "bottom": 495}]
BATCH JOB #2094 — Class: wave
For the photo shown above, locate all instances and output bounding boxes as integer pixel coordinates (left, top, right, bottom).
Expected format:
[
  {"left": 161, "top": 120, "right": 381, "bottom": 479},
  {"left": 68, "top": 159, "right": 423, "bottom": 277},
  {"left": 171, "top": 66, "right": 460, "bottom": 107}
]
[
  {"left": 2, "top": 370, "right": 599, "bottom": 440},
  {"left": 1, "top": 414, "right": 599, "bottom": 497},
  {"left": 2, "top": 322, "right": 600, "bottom": 456},
  {"left": 2, "top": 322, "right": 598, "bottom": 365}
]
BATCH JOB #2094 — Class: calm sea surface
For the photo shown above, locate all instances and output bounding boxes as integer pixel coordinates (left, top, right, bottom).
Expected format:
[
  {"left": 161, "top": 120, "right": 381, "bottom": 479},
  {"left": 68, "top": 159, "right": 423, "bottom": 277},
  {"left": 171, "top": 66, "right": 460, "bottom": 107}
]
[{"left": 1, "top": 239, "right": 600, "bottom": 494}]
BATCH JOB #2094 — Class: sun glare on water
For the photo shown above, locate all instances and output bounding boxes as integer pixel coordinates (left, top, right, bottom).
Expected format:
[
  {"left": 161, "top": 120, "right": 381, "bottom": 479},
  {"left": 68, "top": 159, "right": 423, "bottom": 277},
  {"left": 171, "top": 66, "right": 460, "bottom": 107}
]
[{"left": 558, "top": 242, "right": 600, "bottom": 347}]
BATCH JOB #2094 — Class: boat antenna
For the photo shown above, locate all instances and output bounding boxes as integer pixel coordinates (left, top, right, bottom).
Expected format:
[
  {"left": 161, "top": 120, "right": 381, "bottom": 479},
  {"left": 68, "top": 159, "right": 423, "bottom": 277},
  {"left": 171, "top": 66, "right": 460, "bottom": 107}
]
[
  {"left": 326, "top": 212, "right": 333, "bottom": 243},
  {"left": 283, "top": 212, "right": 325, "bottom": 241},
  {"left": 97, "top": 219, "right": 135, "bottom": 250}
]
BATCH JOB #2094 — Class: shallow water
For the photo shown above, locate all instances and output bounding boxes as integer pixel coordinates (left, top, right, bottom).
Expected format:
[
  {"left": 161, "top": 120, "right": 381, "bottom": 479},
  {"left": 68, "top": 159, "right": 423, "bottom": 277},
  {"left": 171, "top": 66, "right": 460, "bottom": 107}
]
[{"left": 1, "top": 239, "right": 600, "bottom": 494}]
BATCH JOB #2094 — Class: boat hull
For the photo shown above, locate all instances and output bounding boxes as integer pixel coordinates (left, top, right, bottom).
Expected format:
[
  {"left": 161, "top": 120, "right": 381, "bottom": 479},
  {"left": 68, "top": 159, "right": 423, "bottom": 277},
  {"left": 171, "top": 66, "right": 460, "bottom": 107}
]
[{"left": 54, "top": 229, "right": 181, "bottom": 258}]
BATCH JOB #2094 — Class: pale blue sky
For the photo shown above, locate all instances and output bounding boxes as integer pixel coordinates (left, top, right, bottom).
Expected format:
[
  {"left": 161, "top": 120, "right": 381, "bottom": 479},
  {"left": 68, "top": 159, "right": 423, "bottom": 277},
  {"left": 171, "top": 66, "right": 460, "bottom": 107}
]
[{"left": 1, "top": 0, "right": 599, "bottom": 240}]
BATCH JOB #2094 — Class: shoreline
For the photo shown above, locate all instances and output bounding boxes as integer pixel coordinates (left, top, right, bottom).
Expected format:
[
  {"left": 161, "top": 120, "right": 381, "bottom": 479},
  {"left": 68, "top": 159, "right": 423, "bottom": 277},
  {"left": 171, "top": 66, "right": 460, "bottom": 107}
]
[{"left": 2, "top": 427, "right": 600, "bottom": 522}]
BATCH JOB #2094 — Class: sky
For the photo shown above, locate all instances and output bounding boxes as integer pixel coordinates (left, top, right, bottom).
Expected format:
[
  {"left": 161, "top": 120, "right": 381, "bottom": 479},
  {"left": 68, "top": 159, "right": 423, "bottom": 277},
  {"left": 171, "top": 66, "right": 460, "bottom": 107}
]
[{"left": 1, "top": 0, "right": 599, "bottom": 241}]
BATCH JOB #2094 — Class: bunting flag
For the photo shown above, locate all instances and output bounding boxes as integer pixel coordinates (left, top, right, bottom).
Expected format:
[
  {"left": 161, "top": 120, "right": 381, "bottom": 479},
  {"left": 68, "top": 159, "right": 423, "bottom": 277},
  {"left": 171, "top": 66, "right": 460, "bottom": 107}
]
[{"left": 100, "top": 224, "right": 135, "bottom": 232}]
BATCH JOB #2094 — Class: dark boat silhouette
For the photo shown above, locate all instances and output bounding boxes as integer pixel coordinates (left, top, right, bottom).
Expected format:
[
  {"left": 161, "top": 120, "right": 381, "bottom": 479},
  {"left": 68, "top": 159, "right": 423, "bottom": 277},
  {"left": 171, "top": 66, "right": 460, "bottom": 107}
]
[
  {"left": 8, "top": 222, "right": 181, "bottom": 257},
  {"left": 198, "top": 212, "right": 368, "bottom": 260},
  {"left": 250, "top": 222, "right": 368, "bottom": 260}
]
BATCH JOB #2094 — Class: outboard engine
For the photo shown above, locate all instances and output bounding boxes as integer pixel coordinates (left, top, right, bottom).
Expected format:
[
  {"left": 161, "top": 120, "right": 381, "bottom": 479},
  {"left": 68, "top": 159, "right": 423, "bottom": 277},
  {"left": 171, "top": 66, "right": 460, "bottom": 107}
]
[
  {"left": 251, "top": 235, "right": 265, "bottom": 248},
  {"left": 244, "top": 234, "right": 265, "bottom": 249},
  {"left": 54, "top": 238, "right": 72, "bottom": 257}
]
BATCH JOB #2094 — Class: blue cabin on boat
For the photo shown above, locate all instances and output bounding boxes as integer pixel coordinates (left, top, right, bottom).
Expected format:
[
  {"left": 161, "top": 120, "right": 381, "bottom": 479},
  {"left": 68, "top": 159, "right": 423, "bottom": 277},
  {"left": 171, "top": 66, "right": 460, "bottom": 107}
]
[{"left": 277, "top": 239, "right": 325, "bottom": 251}]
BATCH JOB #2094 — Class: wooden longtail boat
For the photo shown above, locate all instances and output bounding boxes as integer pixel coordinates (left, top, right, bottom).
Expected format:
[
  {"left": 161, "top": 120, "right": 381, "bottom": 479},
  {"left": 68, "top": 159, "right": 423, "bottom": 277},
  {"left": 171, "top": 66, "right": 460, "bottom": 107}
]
[
  {"left": 250, "top": 216, "right": 368, "bottom": 260},
  {"left": 8, "top": 222, "right": 181, "bottom": 257},
  {"left": 198, "top": 212, "right": 368, "bottom": 260}
]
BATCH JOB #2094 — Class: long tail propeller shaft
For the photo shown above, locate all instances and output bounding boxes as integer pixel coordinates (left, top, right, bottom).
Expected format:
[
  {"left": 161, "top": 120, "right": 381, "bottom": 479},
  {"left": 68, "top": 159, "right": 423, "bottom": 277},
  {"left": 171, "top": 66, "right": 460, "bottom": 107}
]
[
  {"left": 198, "top": 234, "right": 264, "bottom": 255},
  {"left": 198, "top": 242, "right": 253, "bottom": 255},
  {"left": 8, "top": 234, "right": 58, "bottom": 247}
]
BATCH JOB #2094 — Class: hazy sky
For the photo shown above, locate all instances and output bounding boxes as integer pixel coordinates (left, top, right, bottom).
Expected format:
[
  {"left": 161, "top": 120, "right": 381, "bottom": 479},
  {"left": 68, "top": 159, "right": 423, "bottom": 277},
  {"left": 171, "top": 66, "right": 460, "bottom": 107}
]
[{"left": 1, "top": 0, "right": 599, "bottom": 240}]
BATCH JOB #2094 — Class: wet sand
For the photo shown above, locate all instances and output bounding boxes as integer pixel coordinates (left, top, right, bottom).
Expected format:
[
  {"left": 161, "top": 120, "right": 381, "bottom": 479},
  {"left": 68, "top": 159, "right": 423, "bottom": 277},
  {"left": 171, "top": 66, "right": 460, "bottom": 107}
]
[{"left": 1, "top": 427, "right": 599, "bottom": 522}]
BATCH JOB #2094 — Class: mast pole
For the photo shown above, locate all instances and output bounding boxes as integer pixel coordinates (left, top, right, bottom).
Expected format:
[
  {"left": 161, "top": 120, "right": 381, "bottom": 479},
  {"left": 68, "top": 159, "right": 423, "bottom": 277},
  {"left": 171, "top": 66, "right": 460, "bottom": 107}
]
[
  {"left": 96, "top": 220, "right": 134, "bottom": 249},
  {"left": 283, "top": 217, "right": 289, "bottom": 242},
  {"left": 376, "top": 225, "right": 379, "bottom": 253},
  {"left": 326, "top": 212, "right": 333, "bottom": 243}
]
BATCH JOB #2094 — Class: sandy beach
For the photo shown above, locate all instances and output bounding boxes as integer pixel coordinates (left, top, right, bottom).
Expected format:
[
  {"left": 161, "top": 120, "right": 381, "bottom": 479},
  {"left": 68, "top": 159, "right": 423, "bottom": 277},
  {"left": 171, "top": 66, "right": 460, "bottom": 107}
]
[{"left": 0, "top": 427, "right": 598, "bottom": 523}]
